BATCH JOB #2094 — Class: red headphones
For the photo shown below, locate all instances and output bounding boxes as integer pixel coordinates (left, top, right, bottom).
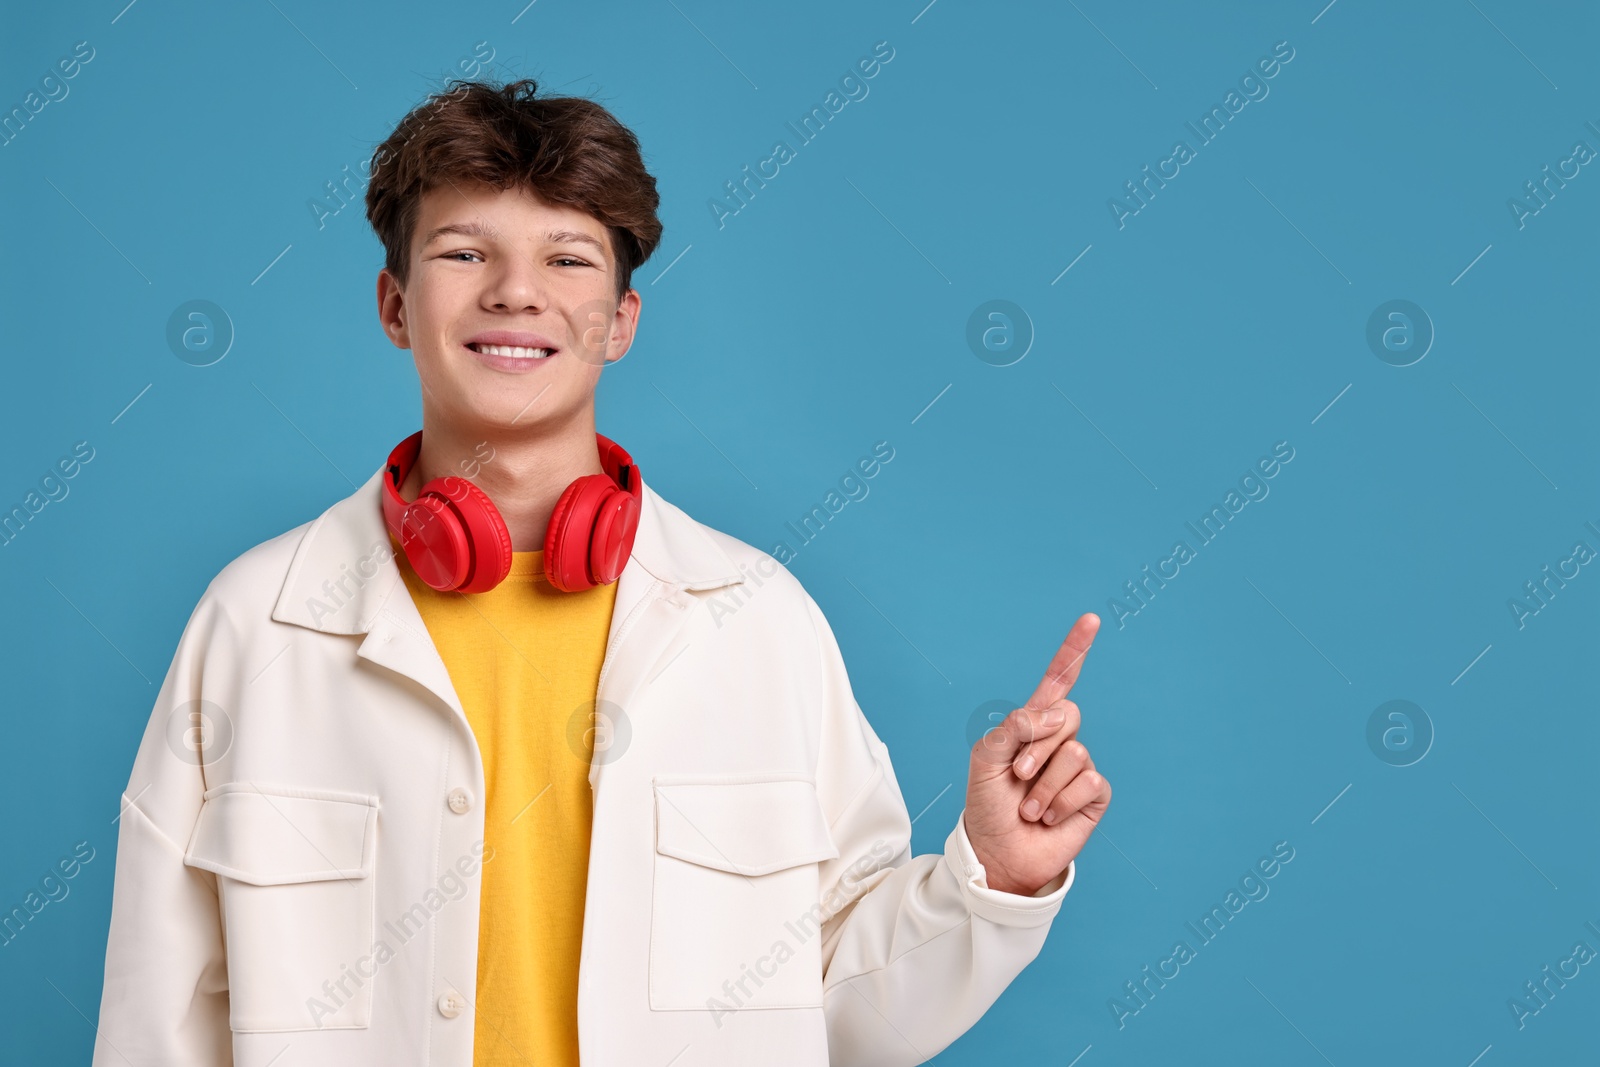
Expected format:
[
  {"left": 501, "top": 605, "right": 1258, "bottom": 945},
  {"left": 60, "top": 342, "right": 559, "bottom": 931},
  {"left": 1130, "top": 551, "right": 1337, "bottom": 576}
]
[{"left": 381, "top": 430, "right": 642, "bottom": 594}]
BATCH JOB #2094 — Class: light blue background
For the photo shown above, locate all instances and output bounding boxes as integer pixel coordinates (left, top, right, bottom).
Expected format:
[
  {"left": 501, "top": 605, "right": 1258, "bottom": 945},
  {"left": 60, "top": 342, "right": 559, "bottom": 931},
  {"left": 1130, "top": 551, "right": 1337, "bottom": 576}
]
[{"left": 2, "top": 1, "right": 1596, "bottom": 1063}]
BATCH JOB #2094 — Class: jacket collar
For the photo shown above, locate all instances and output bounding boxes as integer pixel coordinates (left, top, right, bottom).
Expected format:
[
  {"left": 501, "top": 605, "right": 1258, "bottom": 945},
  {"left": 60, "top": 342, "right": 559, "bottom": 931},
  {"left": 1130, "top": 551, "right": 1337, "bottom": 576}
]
[
  {"left": 272, "top": 464, "right": 748, "bottom": 794},
  {"left": 271, "top": 465, "right": 745, "bottom": 637}
]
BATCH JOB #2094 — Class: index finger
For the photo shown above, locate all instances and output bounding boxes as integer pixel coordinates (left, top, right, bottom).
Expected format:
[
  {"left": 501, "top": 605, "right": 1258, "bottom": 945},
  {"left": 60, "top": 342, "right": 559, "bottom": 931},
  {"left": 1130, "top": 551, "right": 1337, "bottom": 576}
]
[{"left": 1024, "top": 612, "right": 1100, "bottom": 709}]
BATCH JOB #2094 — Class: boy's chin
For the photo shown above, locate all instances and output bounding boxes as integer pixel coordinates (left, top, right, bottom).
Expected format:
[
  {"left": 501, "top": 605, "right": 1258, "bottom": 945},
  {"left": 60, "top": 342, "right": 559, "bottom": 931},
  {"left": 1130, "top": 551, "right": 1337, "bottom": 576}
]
[{"left": 459, "top": 393, "right": 584, "bottom": 430}]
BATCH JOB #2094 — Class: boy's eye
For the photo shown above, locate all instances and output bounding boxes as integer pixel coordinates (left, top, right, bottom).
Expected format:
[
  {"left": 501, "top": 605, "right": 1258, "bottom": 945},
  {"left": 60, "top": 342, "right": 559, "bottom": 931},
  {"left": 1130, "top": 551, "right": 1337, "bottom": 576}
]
[
  {"left": 554, "top": 257, "right": 590, "bottom": 267},
  {"left": 445, "top": 250, "right": 483, "bottom": 262}
]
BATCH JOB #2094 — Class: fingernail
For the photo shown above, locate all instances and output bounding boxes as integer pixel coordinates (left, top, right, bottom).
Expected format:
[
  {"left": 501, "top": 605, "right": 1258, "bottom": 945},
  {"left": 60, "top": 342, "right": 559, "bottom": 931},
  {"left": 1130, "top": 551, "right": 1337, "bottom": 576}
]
[
  {"left": 1043, "top": 708, "right": 1064, "bottom": 726},
  {"left": 1042, "top": 809, "right": 1058, "bottom": 825},
  {"left": 1021, "top": 798, "right": 1041, "bottom": 820},
  {"left": 1015, "top": 755, "right": 1035, "bottom": 778}
]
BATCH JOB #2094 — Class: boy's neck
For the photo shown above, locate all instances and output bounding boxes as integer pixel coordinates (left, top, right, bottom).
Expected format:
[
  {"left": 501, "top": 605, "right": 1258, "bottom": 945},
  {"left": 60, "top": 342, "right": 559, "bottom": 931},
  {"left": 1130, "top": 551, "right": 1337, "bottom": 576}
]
[{"left": 400, "top": 417, "right": 608, "bottom": 552}]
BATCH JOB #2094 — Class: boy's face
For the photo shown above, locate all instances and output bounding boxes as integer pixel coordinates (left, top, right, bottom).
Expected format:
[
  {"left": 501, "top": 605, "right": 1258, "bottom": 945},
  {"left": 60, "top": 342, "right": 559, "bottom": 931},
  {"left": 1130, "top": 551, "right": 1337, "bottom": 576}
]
[{"left": 377, "top": 180, "right": 640, "bottom": 437}]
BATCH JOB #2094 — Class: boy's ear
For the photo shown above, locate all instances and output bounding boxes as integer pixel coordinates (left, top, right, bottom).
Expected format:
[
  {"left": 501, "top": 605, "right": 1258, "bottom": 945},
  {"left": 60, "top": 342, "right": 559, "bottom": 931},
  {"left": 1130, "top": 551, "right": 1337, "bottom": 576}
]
[
  {"left": 377, "top": 268, "right": 410, "bottom": 349},
  {"left": 605, "top": 288, "right": 642, "bottom": 365}
]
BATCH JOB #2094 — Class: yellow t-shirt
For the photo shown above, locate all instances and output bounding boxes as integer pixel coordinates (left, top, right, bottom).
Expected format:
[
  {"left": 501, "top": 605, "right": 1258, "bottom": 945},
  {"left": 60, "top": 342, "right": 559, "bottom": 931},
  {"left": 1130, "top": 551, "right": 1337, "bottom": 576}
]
[{"left": 396, "top": 537, "right": 618, "bottom": 1067}]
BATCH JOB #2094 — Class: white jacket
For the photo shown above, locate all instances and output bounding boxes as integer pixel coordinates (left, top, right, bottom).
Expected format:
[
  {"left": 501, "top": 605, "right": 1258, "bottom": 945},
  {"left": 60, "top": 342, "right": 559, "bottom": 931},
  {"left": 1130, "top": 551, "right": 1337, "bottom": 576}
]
[{"left": 92, "top": 465, "right": 1074, "bottom": 1066}]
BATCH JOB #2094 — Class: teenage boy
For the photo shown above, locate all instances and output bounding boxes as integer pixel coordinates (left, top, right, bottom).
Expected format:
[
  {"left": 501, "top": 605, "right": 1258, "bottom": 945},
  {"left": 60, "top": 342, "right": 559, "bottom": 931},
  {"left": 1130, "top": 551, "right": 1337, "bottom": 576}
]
[{"left": 92, "top": 78, "right": 1111, "bottom": 1067}]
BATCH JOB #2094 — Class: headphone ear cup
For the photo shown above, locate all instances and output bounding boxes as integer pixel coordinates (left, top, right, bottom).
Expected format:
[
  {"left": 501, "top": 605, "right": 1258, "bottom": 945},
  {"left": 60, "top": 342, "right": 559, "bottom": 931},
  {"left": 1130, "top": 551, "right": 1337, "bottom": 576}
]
[
  {"left": 398, "top": 494, "right": 472, "bottom": 591},
  {"left": 418, "top": 475, "right": 513, "bottom": 593},
  {"left": 544, "top": 475, "right": 616, "bottom": 592},
  {"left": 588, "top": 490, "right": 640, "bottom": 587}
]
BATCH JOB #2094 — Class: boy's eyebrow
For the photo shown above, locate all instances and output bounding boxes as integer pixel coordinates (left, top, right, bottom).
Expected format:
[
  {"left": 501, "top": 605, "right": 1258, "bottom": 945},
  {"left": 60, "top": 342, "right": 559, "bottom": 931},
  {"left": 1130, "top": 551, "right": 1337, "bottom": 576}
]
[
  {"left": 421, "top": 219, "right": 497, "bottom": 246},
  {"left": 545, "top": 228, "right": 606, "bottom": 253},
  {"left": 422, "top": 220, "right": 605, "bottom": 254}
]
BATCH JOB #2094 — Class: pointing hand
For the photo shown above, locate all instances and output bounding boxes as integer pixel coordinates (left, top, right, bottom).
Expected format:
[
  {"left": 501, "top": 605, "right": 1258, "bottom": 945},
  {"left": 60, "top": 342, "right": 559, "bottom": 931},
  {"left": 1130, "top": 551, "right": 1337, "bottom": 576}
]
[{"left": 962, "top": 613, "right": 1111, "bottom": 897}]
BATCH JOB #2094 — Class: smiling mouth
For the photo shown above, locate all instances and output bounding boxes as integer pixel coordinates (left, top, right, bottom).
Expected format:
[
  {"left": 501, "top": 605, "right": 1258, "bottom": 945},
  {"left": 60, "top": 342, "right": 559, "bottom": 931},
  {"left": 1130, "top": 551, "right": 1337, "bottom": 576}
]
[{"left": 467, "top": 342, "right": 555, "bottom": 359}]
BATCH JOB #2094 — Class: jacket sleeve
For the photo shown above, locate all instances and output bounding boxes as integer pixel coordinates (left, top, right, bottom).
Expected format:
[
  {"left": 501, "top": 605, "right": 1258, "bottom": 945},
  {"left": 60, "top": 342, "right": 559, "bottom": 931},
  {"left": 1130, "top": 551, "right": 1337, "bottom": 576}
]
[
  {"left": 92, "top": 590, "right": 233, "bottom": 1067},
  {"left": 805, "top": 595, "right": 1073, "bottom": 1067}
]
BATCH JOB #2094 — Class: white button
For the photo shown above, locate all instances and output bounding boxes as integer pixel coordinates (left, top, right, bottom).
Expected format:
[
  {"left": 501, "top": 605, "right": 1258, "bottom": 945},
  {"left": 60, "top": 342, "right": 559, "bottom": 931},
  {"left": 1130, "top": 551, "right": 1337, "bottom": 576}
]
[
  {"left": 438, "top": 990, "right": 465, "bottom": 1018},
  {"left": 446, "top": 788, "right": 472, "bottom": 814}
]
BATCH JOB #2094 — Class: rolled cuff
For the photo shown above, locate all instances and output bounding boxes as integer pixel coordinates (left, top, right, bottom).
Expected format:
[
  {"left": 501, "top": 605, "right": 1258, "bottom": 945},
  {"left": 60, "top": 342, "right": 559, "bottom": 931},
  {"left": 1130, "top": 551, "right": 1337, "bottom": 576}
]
[{"left": 943, "top": 808, "right": 1074, "bottom": 927}]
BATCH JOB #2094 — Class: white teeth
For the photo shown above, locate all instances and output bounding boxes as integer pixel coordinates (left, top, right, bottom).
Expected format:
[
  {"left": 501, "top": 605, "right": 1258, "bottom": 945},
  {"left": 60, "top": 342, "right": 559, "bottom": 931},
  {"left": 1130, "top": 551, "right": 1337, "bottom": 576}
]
[{"left": 475, "top": 343, "right": 552, "bottom": 359}]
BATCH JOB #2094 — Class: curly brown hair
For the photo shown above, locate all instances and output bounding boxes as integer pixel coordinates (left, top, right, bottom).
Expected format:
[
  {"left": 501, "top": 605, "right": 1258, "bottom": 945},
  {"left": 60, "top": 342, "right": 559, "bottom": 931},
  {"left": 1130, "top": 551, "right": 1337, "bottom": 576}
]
[{"left": 364, "top": 77, "right": 663, "bottom": 303}]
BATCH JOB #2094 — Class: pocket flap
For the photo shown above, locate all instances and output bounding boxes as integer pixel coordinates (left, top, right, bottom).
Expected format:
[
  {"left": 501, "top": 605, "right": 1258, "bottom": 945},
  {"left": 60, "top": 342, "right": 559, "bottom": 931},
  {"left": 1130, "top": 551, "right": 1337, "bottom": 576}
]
[
  {"left": 653, "top": 775, "right": 839, "bottom": 876},
  {"left": 183, "top": 783, "right": 377, "bottom": 886}
]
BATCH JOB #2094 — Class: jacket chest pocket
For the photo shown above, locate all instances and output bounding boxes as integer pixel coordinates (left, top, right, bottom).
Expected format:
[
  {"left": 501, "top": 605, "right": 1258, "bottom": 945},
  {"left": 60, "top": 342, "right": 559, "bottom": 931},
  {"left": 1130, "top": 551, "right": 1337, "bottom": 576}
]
[
  {"left": 649, "top": 774, "right": 839, "bottom": 1013},
  {"left": 183, "top": 784, "right": 379, "bottom": 1033}
]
